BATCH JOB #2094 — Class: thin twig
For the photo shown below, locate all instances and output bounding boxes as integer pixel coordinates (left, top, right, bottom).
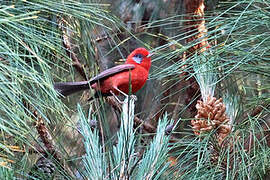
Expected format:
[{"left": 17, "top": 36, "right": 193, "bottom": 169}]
[
  {"left": 58, "top": 17, "right": 87, "bottom": 80},
  {"left": 241, "top": 103, "right": 270, "bottom": 122}
]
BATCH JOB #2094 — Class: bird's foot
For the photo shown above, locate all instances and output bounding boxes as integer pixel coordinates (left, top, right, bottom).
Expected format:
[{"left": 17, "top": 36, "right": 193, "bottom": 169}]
[{"left": 129, "top": 95, "right": 137, "bottom": 101}]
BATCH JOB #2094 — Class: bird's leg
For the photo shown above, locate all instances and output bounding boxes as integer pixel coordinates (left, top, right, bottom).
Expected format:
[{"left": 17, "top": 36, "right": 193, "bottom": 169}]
[
  {"left": 113, "top": 87, "right": 128, "bottom": 97},
  {"left": 113, "top": 87, "right": 137, "bottom": 101},
  {"left": 110, "top": 90, "right": 123, "bottom": 103}
]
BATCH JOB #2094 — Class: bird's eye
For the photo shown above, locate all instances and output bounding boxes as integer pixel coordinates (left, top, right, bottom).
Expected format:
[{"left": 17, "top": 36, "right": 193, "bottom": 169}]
[{"left": 133, "top": 54, "right": 144, "bottom": 64}]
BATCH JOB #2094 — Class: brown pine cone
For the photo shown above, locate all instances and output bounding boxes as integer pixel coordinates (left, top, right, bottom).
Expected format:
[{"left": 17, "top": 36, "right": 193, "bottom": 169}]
[{"left": 191, "top": 96, "right": 231, "bottom": 145}]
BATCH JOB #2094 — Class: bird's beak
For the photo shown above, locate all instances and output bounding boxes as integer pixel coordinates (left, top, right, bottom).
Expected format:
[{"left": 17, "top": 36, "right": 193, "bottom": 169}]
[{"left": 147, "top": 53, "right": 154, "bottom": 58}]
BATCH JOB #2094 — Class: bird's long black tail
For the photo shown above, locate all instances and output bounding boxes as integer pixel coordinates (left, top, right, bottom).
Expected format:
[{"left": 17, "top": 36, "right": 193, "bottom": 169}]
[{"left": 53, "top": 81, "right": 90, "bottom": 96}]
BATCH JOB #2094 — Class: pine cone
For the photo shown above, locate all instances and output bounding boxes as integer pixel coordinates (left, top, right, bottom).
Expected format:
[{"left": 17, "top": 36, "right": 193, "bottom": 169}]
[
  {"left": 28, "top": 156, "right": 56, "bottom": 179},
  {"left": 191, "top": 96, "right": 231, "bottom": 144}
]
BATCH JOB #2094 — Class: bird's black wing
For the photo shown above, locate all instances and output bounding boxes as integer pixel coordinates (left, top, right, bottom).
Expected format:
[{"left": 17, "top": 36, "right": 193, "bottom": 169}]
[
  {"left": 89, "top": 64, "right": 135, "bottom": 84},
  {"left": 54, "top": 64, "right": 135, "bottom": 97}
]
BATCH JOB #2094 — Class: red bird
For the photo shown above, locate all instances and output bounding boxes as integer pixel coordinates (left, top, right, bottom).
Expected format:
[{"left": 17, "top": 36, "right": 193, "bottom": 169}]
[{"left": 54, "top": 48, "right": 152, "bottom": 98}]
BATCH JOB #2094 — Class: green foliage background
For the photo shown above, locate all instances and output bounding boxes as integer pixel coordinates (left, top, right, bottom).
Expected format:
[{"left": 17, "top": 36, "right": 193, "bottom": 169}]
[{"left": 0, "top": 0, "right": 269, "bottom": 179}]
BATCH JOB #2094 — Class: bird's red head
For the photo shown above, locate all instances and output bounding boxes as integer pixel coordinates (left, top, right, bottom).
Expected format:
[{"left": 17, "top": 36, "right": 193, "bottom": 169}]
[{"left": 125, "top": 48, "right": 152, "bottom": 72}]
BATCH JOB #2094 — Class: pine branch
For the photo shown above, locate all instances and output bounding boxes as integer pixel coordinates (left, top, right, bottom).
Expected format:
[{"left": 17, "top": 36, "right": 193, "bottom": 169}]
[
  {"left": 182, "top": 0, "right": 211, "bottom": 114},
  {"left": 58, "top": 17, "right": 87, "bottom": 80},
  {"left": 23, "top": 101, "right": 73, "bottom": 178},
  {"left": 106, "top": 96, "right": 156, "bottom": 133},
  {"left": 80, "top": 97, "right": 171, "bottom": 179}
]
